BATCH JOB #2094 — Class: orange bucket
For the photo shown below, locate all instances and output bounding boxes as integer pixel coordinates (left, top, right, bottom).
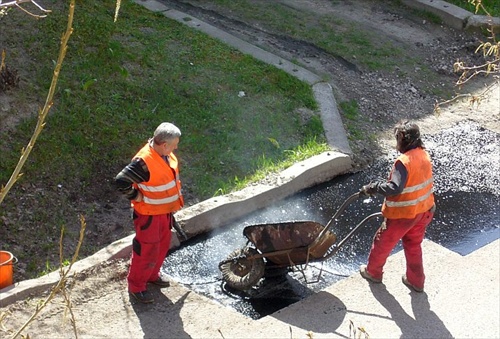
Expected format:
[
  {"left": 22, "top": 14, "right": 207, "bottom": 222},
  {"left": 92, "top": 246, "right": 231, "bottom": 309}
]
[{"left": 0, "top": 251, "right": 16, "bottom": 289}]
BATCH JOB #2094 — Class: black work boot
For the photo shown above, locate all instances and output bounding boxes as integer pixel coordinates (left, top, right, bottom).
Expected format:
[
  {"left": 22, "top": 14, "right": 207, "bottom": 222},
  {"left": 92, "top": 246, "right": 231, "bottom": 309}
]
[
  {"left": 129, "top": 290, "right": 154, "bottom": 303},
  {"left": 149, "top": 277, "right": 170, "bottom": 288}
]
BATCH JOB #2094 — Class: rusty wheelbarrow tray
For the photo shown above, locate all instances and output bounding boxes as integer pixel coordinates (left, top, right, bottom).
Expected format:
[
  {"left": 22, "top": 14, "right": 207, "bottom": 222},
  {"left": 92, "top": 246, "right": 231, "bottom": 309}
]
[{"left": 218, "top": 192, "right": 382, "bottom": 291}]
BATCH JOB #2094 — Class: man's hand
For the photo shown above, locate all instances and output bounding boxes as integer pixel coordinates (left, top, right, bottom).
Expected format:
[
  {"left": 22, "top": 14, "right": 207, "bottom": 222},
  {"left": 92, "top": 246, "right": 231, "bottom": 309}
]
[{"left": 359, "top": 183, "right": 377, "bottom": 196}]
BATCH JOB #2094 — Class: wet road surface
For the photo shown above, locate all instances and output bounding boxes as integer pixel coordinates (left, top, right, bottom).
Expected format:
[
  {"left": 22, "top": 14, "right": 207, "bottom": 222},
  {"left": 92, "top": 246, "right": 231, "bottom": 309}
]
[{"left": 163, "top": 121, "right": 499, "bottom": 319}]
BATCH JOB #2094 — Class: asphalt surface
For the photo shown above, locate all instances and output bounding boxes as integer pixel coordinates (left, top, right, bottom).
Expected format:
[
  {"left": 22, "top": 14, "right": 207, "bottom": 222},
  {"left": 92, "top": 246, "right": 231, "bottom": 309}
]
[{"left": 1, "top": 1, "right": 499, "bottom": 338}]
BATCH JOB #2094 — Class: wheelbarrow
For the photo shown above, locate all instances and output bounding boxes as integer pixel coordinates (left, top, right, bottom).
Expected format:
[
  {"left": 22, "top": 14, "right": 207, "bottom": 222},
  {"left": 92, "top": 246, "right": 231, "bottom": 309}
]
[{"left": 218, "top": 192, "right": 382, "bottom": 291}]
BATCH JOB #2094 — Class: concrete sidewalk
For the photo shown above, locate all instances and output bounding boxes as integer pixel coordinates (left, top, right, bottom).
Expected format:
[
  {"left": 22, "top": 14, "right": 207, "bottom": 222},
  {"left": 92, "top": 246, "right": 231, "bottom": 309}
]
[
  {"left": 255, "top": 239, "right": 500, "bottom": 339},
  {"left": 2, "top": 239, "right": 497, "bottom": 338}
]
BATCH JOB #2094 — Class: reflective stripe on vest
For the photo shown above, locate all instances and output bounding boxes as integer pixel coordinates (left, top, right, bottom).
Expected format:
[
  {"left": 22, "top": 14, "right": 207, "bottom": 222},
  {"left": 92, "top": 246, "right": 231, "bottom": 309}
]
[
  {"left": 142, "top": 193, "right": 180, "bottom": 205},
  {"left": 131, "top": 143, "right": 183, "bottom": 215},
  {"left": 384, "top": 183, "right": 433, "bottom": 207},
  {"left": 138, "top": 180, "right": 177, "bottom": 192},
  {"left": 382, "top": 148, "right": 434, "bottom": 219}
]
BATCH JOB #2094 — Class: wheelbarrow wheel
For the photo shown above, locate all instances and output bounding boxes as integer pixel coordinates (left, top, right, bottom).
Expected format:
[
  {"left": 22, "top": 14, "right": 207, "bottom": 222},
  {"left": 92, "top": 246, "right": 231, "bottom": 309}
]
[{"left": 219, "top": 247, "right": 265, "bottom": 291}]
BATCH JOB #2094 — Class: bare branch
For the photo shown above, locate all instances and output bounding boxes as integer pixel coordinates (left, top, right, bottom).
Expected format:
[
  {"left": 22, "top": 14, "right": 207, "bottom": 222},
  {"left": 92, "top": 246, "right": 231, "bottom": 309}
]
[
  {"left": 0, "top": 0, "right": 74, "bottom": 204},
  {"left": 433, "top": 0, "right": 499, "bottom": 114},
  {"left": 11, "top": 214, "right": 87, "bottom": 339},
  {"left": 0, "top": 0, "right": 51, "bottom": 18},
  {"left": 113, "top": 0, "right": 121, "bottom": 22},
  {"left": 434, "top": 79, "right": 499, "bottom": 114},
  {"left": 0, "top": 0, "right": 47, "bottom": 11}
]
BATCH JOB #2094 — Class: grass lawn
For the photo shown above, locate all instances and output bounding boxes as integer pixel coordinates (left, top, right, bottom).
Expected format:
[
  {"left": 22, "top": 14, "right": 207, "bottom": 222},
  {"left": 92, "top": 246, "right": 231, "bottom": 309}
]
[{"left": 0, "top": 0, "right": 328, "bottom": 201}]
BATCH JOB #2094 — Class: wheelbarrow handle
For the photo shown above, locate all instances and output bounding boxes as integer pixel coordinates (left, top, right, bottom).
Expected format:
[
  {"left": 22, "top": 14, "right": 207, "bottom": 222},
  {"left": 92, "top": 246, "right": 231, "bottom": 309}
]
[
  {"left": 322, "top": 212, "right": 383, "bottom": 260},
  {"left": 313, "top": 192, "right": 361, "bottom": 242},
  {"left": 336, "top": 212, "right": 382, "bottom": 249},
  {"left": 324, "top": 192, "right": 361, "bottom": 229}
]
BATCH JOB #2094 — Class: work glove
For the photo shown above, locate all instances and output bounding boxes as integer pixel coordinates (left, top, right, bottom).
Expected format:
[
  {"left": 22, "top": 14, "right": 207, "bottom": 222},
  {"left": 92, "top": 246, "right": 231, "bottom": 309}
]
[{"left": 359, "top": 182, "right": 377, "bottom": 196}]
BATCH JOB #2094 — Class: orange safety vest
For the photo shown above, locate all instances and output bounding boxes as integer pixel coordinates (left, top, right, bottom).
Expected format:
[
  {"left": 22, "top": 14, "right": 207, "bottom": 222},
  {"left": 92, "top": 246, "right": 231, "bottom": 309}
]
[
  {"left": 131, "top": 143, "right": 184, "bottom": 215},
  {"left": 381, "top": 147, "right": 434, "bottom": 219}
]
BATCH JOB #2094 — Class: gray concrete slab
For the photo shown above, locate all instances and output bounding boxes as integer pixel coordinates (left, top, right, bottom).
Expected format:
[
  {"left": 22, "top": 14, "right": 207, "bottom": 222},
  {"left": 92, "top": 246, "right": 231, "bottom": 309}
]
[
  {"left": 402, "top": 0, "right": 499, "bottom": 32},
  {"left": 278, "top": 239, "right": 499, "bottom": 338},
  {"left": 402, "top": 0, "right": 471, "bottom": 30},
  {"left": 313, "top": 82, "right": 352, "bottom": 153},
  {"left": 467, "top": 14, "right": 500, "bottom": 32},
  {"left": 2, "top": 239, "right": 497, "bottom": 338}
]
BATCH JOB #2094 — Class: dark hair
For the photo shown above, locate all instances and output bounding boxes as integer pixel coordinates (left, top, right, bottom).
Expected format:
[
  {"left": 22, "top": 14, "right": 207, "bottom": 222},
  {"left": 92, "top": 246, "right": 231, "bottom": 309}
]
[{"left": 394, "top": 120, "right": 424, "bottom": 152}]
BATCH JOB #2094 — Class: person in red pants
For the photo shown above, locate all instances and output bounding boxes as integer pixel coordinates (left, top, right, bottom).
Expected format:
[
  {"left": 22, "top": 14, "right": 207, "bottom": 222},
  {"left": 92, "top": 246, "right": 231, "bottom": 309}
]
[
  {"left": 359, "top": 120, "right": 435, "bottom": 292},
  {"left": 115, "top": 122, "right": 184, "bottom": 303}
]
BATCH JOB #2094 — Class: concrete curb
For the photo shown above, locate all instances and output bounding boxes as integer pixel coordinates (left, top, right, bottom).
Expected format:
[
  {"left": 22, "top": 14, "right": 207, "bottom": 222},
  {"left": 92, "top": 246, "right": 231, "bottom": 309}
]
[
  {"left": 175, "top": 151, "right": 352, "bottom": 237},
  {"left": 466, "top": 14, "right": 500, "bottom": 32},
  {"left": 403, "top": 0, "right": 500, "bottom": 32}
]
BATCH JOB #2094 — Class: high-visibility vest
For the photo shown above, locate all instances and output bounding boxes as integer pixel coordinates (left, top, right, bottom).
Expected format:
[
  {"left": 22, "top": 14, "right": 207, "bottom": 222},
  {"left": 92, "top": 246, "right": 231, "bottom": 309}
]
[
  {"left": 381, "top": 148, "right": 434, "bottom": 219},
  {"left": 131, "top": 143, "right": 184, "bottom": 215}
]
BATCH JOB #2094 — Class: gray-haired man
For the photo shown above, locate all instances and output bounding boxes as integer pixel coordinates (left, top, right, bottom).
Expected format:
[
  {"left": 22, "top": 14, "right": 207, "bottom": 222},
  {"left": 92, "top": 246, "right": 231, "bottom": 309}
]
[{"left": 115, "top": 122, "right": 184, "bottom": 303}]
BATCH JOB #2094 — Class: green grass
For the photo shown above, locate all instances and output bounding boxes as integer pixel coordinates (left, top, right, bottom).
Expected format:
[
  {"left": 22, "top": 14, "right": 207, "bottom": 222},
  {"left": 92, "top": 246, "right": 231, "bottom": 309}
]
[
  {"left": 339, "top": 100, "right": 365, "bottom": 140},
  {"left": 217, "top": 136, "right": 330, "bottom": 194},
  {"left": 340, "top": 100, "right": 360, "bottom": 121},
  {"left": 0, "top": 0, "right": 327, "bottom": 200},
  {"left": 445, "top": 0, "right": 500, "bottom": 17},
  {"left": 203, "top": 0, "right": 404, "bottom": 72}
]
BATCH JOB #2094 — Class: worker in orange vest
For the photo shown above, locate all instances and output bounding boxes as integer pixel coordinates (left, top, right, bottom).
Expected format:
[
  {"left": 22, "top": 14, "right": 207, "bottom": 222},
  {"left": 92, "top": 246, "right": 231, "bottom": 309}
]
[
  {"left": 115, "top": 122, "right": 184, "bottom": 303},
  {"left": 359, "top": 120, "right": 435, "bottom": 292}
]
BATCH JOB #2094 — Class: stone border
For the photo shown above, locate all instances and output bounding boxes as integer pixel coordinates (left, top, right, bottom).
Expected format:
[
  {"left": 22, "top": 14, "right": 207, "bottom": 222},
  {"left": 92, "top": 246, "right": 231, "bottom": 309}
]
[{"left": 402, "top": 0, "right": 500, "bottom": 32}]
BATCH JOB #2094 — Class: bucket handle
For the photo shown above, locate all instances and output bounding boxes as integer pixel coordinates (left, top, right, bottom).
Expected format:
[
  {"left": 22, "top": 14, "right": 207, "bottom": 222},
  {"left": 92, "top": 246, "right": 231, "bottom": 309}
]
[{"left": 0, "top": 253, "right": 18, "bottom": 266}]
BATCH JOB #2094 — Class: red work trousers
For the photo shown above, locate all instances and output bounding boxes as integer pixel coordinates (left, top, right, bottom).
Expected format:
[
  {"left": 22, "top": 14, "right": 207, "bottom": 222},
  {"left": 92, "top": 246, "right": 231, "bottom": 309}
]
[
  {"left": 128, "top": 211, "right": 172, "bottom": 293},
  {"left": 366, "top": 209, "right": 434, "bottom": 289}
]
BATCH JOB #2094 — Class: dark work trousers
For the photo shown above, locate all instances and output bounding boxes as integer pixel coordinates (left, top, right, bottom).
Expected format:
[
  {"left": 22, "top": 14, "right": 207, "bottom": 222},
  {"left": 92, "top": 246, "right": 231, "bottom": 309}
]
[
  {"left": 365, "top": 210, "right": 434, "bottom": 289},
  {"left": 127, "top": 211, "right": 172, "bottom": 293}
]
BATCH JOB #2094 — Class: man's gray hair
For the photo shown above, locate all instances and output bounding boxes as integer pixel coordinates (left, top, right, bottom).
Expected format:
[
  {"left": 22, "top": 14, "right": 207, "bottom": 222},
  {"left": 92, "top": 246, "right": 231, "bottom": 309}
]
[{"left": 153, "top": 122, "right": 181, "bottom": 144}]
